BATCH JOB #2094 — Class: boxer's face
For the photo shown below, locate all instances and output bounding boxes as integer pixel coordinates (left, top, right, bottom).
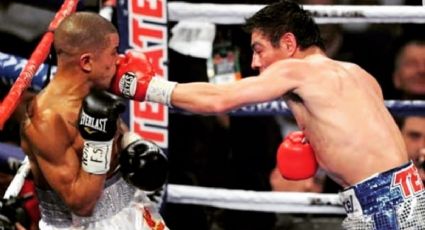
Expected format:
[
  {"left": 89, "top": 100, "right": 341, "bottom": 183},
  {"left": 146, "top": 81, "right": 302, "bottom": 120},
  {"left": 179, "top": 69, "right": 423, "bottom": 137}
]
[
  {"left": 401, "top": 116, "right": 425, "bottom": 166},
  {"left": 93, "top": 33, "right": 120, "bottom": 88},
  {"left": 250, "top": 30, "right": 287, "bottom": 73},
  {"left": 393, "top": 44, "right": 425, "bottom": 96}
]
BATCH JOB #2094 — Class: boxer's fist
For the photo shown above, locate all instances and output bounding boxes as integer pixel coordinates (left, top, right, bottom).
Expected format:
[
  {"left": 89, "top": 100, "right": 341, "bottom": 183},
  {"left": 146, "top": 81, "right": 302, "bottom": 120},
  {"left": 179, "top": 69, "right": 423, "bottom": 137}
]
[
  {"left": 277, "top": 131, "right": 318, "bottom": 180},
  {"left": 120, "top": 132, "right": 169, "bottom": 191},
  {"left": 79, "top": 89, "right": 125, "bottom": 141},
  {"left": 110, "top": 50, "right": 177, "bottom": 106},
  {"left": 111, "top": 50, "right": 155, "bottom": 101},
  {"left": 79, "top": 89, "right": 125, "bottom": 174}
]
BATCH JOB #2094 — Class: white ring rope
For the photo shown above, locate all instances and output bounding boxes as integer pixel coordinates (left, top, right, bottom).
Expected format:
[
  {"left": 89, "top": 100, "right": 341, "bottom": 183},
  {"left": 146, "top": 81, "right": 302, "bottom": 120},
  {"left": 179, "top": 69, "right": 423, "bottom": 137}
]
[
  {"left": 168, "top": 2, "right": 425, "bottom": 24},
  {"left": 3, "top": 157, "right": 30, "bottom": 199},
  {"left": 167, "top": 184, "right": 345, "bottom": 214},
  {"left": 3, "top": 158, "right": 346, "bottom": 214}
]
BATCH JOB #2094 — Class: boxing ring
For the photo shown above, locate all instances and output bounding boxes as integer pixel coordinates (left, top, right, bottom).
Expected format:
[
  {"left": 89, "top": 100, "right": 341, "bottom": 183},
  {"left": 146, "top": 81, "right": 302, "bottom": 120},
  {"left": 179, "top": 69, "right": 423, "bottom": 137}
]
[{"left": 1, "top": 0, "right": 425, "bottom": 223}]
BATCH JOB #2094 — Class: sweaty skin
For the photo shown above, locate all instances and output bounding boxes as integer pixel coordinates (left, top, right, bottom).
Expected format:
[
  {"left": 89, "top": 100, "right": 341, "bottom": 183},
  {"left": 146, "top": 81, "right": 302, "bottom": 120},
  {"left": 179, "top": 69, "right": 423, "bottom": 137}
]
[
  {"left": 170, "top": 31, "right": 408, "bottom": 188},
  {"left": 20, "top": 33, "right": 124, "bottom": 216}
]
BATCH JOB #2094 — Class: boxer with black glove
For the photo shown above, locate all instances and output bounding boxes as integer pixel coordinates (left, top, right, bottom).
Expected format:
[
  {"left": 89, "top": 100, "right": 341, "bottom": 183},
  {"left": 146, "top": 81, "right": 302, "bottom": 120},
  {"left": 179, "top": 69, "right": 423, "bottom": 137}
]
[
  {"left": 79, "top": 89, "right": 125, "bottom": 174},
  {"left": 119, "top": 132, "right": 169, "bottom": 192}
]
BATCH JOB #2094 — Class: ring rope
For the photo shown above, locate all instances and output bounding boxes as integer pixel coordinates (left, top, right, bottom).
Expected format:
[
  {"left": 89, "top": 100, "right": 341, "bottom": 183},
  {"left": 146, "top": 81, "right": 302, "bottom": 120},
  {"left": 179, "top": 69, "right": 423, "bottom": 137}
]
[
  {"left": 171, "top": 100, "right": 425, "bottom": 116},
  {"left": 3, "top": 157, "right": 30, "bottom": 199},
  {"left": 5, "top": 160, "right": 346, "bottom": 214},
  {"left": 0, "top": 0, "right": 78, "bottom": 130},
  {"left": 167, "top": 184, "right": 345, "bottom": 214},
  {"left": 168, "top": 2, "right": 425, "bottom": 24}
]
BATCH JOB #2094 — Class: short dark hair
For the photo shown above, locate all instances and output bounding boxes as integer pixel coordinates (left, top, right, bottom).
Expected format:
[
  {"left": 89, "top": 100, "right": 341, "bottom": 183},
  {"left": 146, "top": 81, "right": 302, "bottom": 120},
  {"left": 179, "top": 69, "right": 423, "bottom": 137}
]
[
  {"left": 54, "top": 12, "right": 117, "bottom": 56},
  {"left": 244, "top": 0, "right": 324, "bottom": 51}
]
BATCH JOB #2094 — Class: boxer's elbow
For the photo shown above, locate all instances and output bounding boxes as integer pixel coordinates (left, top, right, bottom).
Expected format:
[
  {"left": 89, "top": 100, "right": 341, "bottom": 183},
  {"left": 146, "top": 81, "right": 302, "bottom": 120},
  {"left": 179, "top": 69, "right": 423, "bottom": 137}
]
[
  {"left": 198, "top": 96, "right": 234, "bottom": 114},
  {"left": 176, "top": 86, "right": 236, "bottom": 114},
  {"left": 214, "top": 87, "right": 247, "bottom": 113},
  {"left": 191, "top": 84, "right": 233, "bottom": 113},
  {"left": 207, "top": 95, "right": 235, "bottom": 114}
]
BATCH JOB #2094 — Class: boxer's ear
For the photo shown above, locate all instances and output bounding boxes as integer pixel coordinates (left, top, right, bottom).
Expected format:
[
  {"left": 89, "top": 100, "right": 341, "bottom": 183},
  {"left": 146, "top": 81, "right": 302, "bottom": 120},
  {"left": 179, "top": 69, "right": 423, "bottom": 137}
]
[
  {"left": 280, "top": 32, "right": 297, "bottom": 57},
  {"left": 80, "top": 53, "right": 93, "bottom": 72}
]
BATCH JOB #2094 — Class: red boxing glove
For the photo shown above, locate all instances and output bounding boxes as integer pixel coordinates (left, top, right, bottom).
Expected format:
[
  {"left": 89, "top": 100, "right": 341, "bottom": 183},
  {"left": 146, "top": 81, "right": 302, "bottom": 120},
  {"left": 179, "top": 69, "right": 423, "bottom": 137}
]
[
  {"left": 110, "top": 50, "right": 177, "bottom": 106},
  {"left": 277, "top": 131, "right": 318, "bottom": 180},
  {"left": 111, "top": 50, "right": 155, "bottom": 101}
]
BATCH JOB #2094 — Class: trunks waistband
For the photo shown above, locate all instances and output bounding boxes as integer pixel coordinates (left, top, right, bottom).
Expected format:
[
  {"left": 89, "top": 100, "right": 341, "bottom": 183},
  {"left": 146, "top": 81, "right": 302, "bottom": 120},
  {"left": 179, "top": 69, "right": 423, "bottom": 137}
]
[
  {"left": 36, "top": 172, "right": 136, "bottom": 227},
  {"left": 339, "top": 161, "right": 424, "bottom": 217}
]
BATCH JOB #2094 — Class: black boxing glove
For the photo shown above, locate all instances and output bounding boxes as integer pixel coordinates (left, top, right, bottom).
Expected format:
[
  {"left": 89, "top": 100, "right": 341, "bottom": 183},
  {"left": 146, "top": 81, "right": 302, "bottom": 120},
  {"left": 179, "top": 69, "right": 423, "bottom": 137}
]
[
  {"left": 79, "top": 89, "right": 125, "bottom": 174},
  {"left": 0, "top": 196, "right": 31, "bottom": 230},
  {"left": 120, "top": 132, "right": 169, "bottom": 191}
]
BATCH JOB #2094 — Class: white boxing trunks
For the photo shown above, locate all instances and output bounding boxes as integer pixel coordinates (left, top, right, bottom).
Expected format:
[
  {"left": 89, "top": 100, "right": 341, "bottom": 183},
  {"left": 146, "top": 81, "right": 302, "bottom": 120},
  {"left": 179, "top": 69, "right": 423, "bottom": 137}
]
[
  {"left": 36, "top": 172, "right": 168, "bottom": 230},
  {"left": 339, "top": 161, "right": 425, "bottom": 230}
]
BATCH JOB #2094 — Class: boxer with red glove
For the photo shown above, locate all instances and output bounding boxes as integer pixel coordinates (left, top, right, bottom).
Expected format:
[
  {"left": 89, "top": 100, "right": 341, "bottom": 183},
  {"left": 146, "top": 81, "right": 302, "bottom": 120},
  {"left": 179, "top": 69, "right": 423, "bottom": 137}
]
[
  {"left": 110, "top": 50, "right": 177, "bottom": 106},
  {"left": 277, "top": 131, "right": 318, "bottom": 180}
]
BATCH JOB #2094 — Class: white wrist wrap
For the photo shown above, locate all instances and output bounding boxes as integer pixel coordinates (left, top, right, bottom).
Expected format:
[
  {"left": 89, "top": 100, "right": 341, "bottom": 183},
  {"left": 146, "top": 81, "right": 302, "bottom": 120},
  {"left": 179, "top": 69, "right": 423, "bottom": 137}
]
[
  {"left": 145, "top": 77, "right": 177, "bottom": 107},
  {"left": 82, "top": 140, "right": 113, "bottom": 174}
]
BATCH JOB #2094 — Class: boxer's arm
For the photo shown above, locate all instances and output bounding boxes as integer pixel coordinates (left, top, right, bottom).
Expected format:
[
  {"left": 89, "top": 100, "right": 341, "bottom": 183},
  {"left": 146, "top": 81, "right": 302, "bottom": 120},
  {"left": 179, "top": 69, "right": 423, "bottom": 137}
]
[
  {"left": 170, "top": 59, "right": 306, "bottom": 113},
  {"left": 110, "top": 50, "right": 305, "bottom": 113},
  {"left": 23, "top": 115, "right": 106, "bottom": 216}
]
